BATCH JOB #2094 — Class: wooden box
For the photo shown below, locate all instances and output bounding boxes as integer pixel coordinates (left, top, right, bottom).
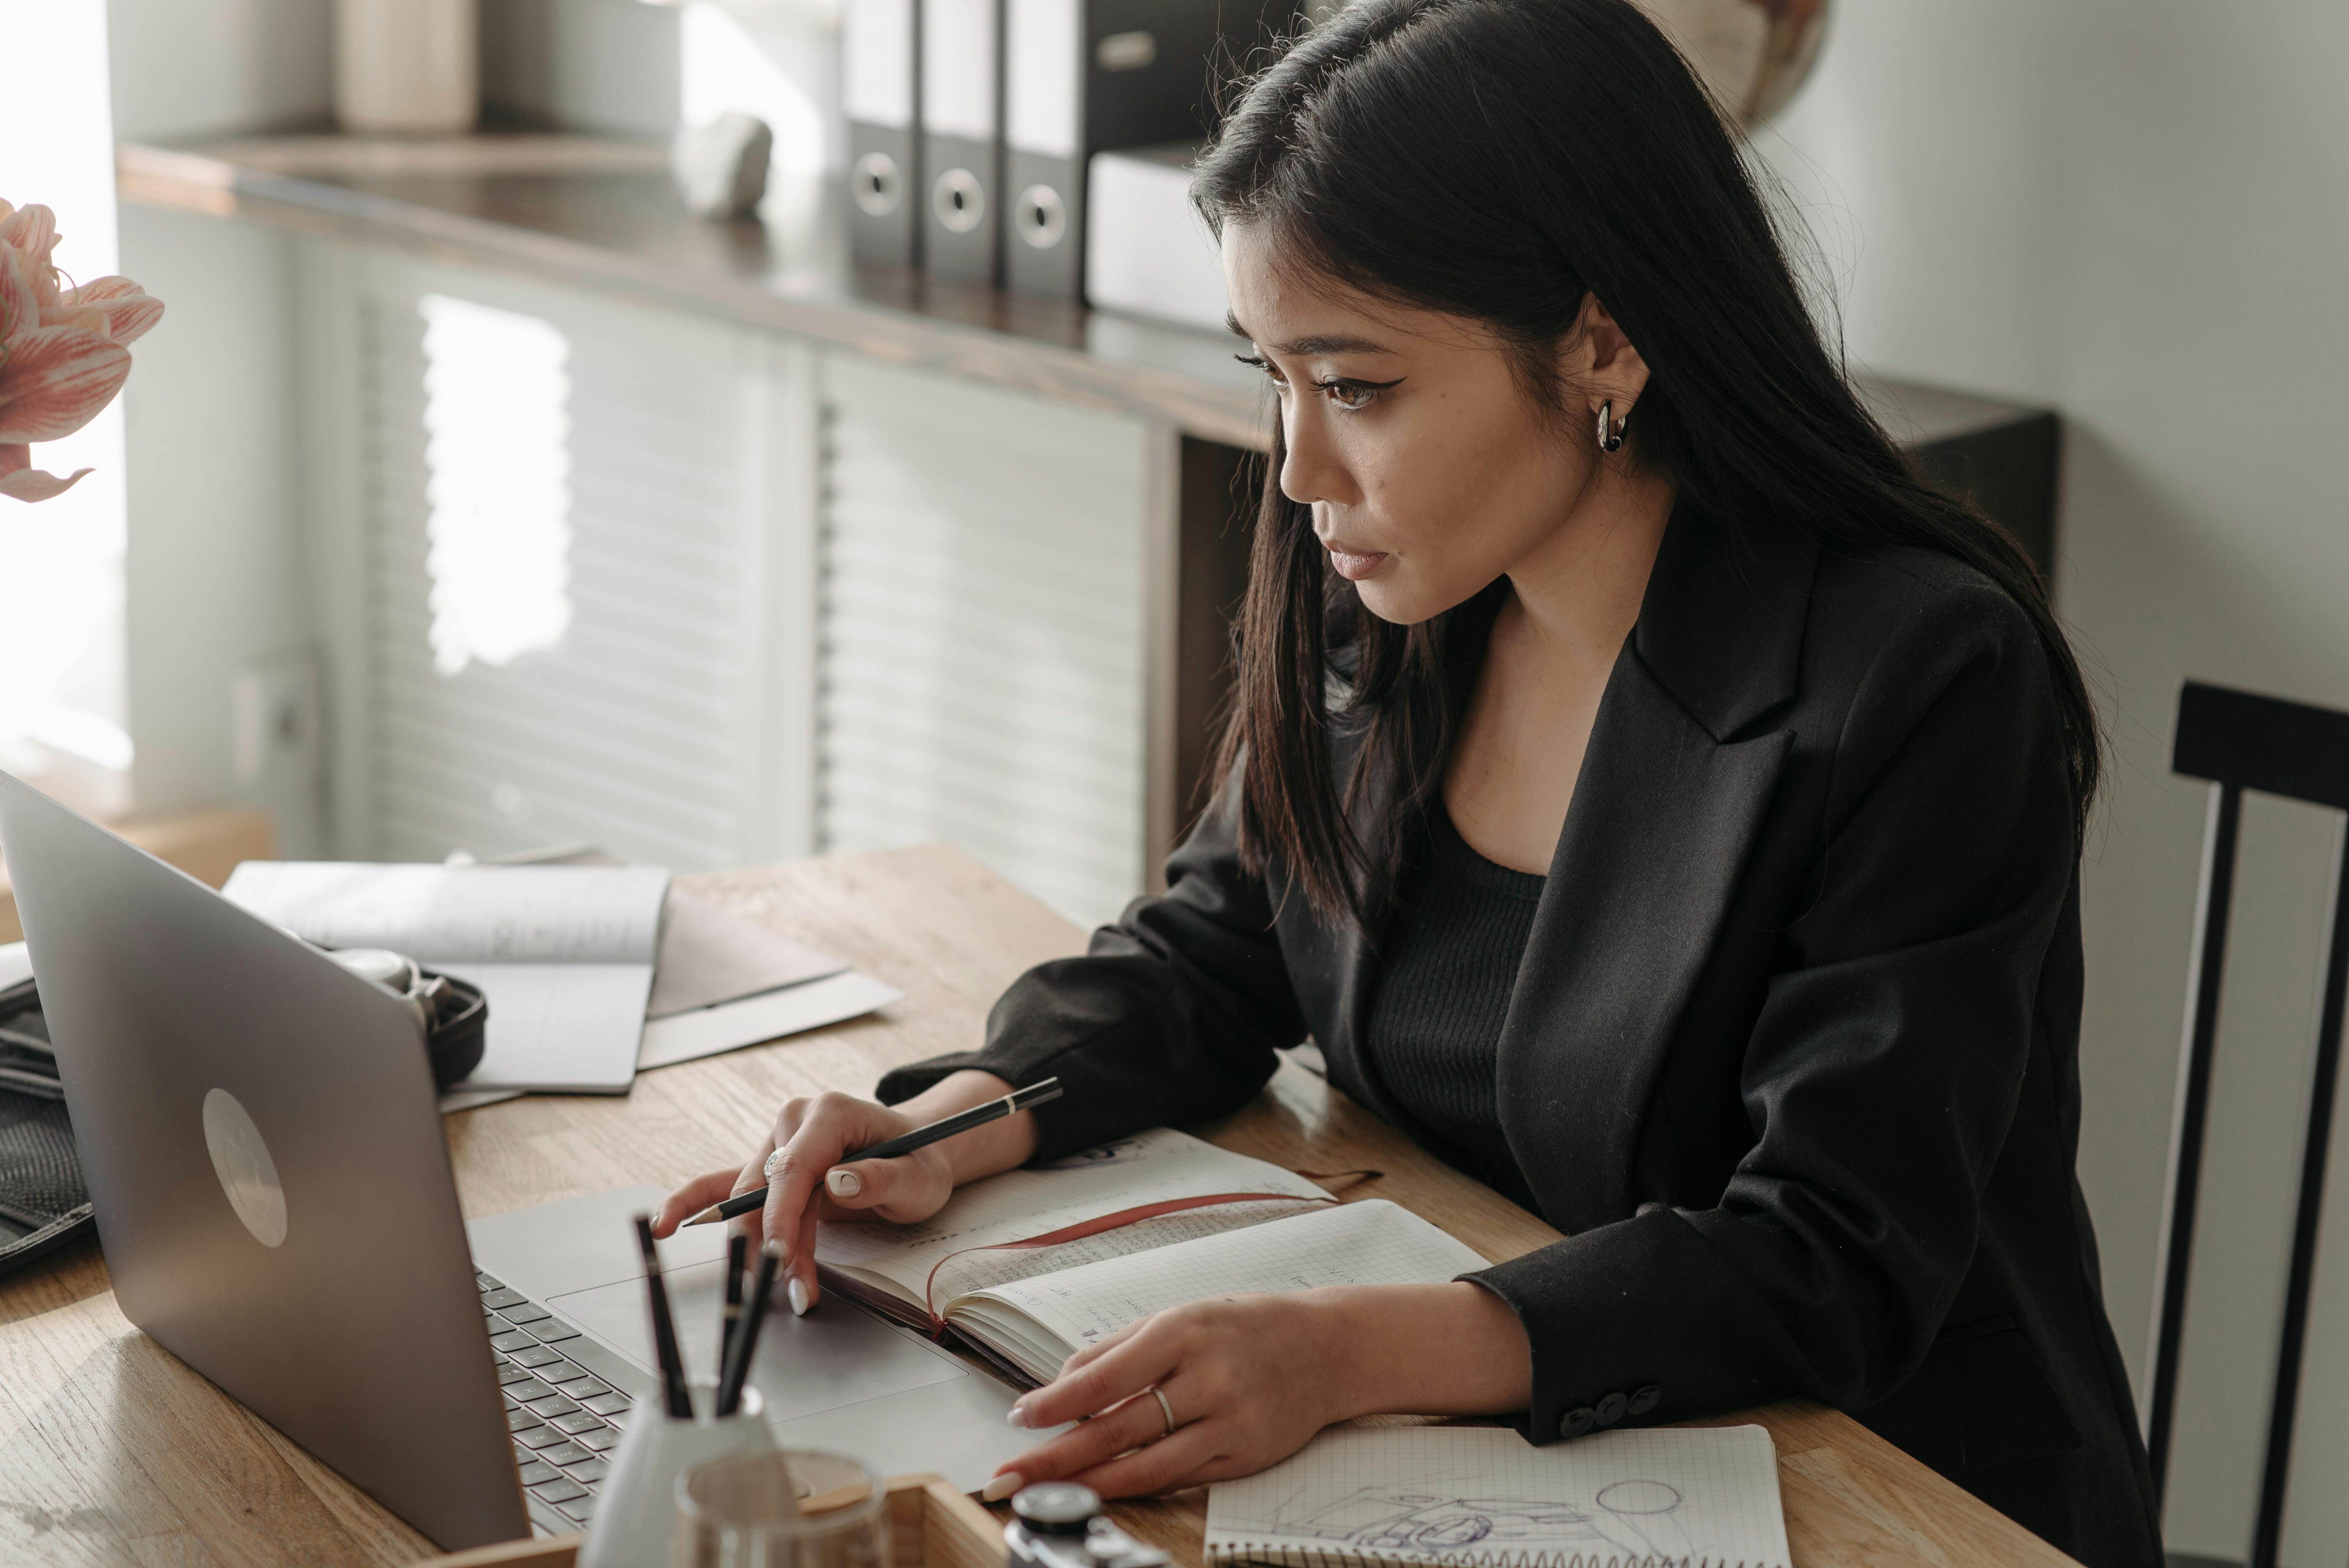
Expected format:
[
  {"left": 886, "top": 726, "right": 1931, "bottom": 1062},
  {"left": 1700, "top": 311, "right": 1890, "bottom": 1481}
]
[{"left": 416, "top": 1472, "right": 1003, "bottom": 1568}]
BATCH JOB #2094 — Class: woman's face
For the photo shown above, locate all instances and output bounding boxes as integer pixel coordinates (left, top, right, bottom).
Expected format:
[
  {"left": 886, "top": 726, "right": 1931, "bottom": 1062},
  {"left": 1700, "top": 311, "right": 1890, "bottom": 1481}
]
[{"left": 1221, "top": 221, "right": 1641, "bottom": 626}]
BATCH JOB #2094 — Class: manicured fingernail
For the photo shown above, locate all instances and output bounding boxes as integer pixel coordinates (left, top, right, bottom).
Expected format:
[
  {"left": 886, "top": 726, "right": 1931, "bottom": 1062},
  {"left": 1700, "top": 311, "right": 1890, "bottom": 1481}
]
[
  {"left": 787, "top": 1276, "right": 811, "bottom": 1317},
  {"left": 827, "top": 1169, "right": 863, "bottom": 1199},
  {"left": 1004, "top": 1403, "right": 1028, "bottom": 1428},
  {"left": 981, "top": 1472, "right": 1023, "bottom": 1502}
]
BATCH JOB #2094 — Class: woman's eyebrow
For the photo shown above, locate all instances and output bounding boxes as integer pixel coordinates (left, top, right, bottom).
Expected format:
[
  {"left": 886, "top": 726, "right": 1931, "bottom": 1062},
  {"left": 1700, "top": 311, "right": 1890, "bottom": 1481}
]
[{"left": 1222, "top": 314, "right": 1394, "bottom": 357}]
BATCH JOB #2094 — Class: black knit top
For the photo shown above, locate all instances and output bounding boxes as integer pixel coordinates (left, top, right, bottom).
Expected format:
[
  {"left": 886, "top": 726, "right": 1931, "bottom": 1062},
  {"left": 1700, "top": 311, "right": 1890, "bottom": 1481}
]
[{"left": 1362, "top": 805, "right": 1546, "bottom": 1214}]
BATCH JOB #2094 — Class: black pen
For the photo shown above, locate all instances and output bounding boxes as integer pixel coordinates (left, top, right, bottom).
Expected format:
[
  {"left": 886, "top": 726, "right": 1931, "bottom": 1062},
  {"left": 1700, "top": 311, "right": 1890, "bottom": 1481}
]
[
  {"left": 632, "top": 1213, "right": 693, "bottom": 1418},
  {"left": 720, "top": 1232, "right": 747, "bottom": 1369},
  {"left": 716, "top": 1240, "right": 781, "bottom": 1417},
  {"left": 682, "top": 1077, "right": 1064, "bottom": 1227}
]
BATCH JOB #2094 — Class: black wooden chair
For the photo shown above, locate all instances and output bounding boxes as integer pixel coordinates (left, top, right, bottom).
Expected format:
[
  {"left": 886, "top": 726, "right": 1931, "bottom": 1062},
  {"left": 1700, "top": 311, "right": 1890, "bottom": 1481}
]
[{"left": 2146, "top": 680, "right": 2349, "bottom": 1568}]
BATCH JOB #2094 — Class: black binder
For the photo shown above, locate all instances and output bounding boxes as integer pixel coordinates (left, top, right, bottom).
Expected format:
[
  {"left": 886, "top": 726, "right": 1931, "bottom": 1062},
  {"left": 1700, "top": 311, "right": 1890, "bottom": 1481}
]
[
  {"left": 921, "top": 0, "right": 1005, "bottom": 281},
  {"left": 1004, "top": 0, "right": 1296, "bottom": 299},
  {"left": 846, "top": 0, "right": 924, "bottom": 267}
]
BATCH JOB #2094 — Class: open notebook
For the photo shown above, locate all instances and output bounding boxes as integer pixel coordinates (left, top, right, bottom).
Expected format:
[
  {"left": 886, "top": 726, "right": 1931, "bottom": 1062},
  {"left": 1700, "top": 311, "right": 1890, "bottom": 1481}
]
[
  {"left": 223, "top": 861, "right": 671, "bottom": 1094},
  {"left": 1207, "top": 1425, "right": 1791, "bottom": 1568},
  {"left": 815, "top": 1128, "right": 1491, "bottom": 1386}
]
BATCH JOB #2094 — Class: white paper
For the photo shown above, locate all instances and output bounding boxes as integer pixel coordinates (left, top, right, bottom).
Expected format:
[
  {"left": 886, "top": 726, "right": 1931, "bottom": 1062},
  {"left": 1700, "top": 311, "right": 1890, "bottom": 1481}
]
[
  {"left": 1207, "top": 1425, "right": 1791, "bottom": 1568},
  {"left": 221, "top": 862, "right": 669, "bottom": 963},
  {"left": 647, "top": 888, "right": 848, "bottom": 1018},
  {"left": 224, "top": 861, "right": 671, "bottom": 1094},
  {"left": 637, "top": 970, "right": 901, "bottom": 1069},
  {"left": 430, "top": 962, "right": 656, "bottom": 1092},
  {"left": 0, "top": 941, "right": 30, "bottom": 993},
  {"left": 961, "top": 1199, "right": 1490, "bottom": 1362}
]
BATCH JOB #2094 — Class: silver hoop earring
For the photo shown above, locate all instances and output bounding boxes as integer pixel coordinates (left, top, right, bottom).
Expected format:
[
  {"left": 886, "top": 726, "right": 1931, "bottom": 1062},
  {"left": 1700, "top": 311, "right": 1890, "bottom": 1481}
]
[{"left": 1595, "top": 399, "right": 1627, "bottom": 453}]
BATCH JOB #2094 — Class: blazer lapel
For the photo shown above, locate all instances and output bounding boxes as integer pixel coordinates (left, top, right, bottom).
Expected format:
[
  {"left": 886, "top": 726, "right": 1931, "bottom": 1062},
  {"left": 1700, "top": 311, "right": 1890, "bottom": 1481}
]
[{"left": 1495, "top": 508, "right": 1817, "bottom": 1235}]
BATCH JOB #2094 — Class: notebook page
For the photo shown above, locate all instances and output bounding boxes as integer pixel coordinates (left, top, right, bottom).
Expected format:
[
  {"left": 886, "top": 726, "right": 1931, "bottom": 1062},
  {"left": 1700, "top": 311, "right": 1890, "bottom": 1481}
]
[
  {"left": 926, "top": 1199, "right": 1316, "bottom": 1303},
  {"left": 223, "top": 862, "right": 670, "bottom": 1093},
  {"left": 223, "top": 862, "right": 670, "bottom": 964},
  {"left": 817, "top": 1127, "right": 1331, "bottom": 1297},
  {"left": 961, "top": 1199, "right": 1490, "bottom": 1356},
  {"left": 1206, "top": 1425, "right": 1790, "bottom": 1568}
]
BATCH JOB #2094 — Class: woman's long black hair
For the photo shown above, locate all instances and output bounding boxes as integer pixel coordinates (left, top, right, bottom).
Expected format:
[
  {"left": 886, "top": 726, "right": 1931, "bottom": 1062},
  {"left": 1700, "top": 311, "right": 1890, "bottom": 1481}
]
[{"left": 1194, "top": 0, "right": 2099, "bottom": 924}]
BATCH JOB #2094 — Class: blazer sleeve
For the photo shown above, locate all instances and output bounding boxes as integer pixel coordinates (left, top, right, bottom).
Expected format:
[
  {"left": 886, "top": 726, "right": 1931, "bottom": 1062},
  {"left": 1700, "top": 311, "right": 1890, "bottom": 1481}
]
[
  {"left": 1465, "top": 582, "right": 2078, "bottom": 1440},
  {"left": 873, "top": 777, "right": 1311, "bottom": 1162}
]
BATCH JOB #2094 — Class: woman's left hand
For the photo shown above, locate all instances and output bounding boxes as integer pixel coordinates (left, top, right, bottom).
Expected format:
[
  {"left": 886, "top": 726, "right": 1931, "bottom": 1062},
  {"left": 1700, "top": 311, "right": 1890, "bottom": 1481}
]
[{"left": 993, "top": 1291, "right": 1353, "bottom": 1498}]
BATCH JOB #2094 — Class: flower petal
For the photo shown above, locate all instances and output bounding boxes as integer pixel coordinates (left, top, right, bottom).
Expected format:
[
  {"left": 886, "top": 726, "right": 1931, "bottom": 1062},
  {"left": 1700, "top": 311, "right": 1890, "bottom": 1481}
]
[
  {"left": 0, "top": 323, "right": 130, "bottom": 443},
  {"left": 0, "top": 248, "right": 37, "bottom": 343},
  {"left": 0, "top": 461, "right": 94, "bottom": 502},
  {"left": 0, "top": 443, "right": 90, "bottom": 501},
  {"left": 44, "top": 302, "right": 110, "bottom": 337},
  {"left": 0, "top": 204, "right": 58, "bottom": 268},
  {"left": 64, "top": 275, "right": 163, "bottom": 343}
]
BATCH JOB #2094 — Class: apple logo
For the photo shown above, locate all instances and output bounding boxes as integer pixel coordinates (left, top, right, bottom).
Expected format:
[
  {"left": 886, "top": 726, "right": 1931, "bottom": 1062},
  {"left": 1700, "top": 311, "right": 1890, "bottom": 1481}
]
[{"left": 201, "top": 1088, "right": 287, "bottom": 1248}]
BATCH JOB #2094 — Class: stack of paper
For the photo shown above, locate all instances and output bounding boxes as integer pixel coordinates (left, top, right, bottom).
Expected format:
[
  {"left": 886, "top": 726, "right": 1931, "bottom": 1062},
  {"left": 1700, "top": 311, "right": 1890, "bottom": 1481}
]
[
  {"left": 224, "top": 861, "right": 673, "bottom": 1094},
  {"left": 222, "top": 864, "right": 901, "bottom": 1108},
  {"left": 640, "top": 889, "right": 900, "bottom": 1071}
]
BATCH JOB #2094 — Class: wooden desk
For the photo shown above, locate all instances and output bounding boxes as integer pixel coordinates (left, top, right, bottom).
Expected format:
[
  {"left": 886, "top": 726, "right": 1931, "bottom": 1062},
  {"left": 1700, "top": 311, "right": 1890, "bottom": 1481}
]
[{"left": 0, "top": 845, "right": 2077, "bottom": 1566}]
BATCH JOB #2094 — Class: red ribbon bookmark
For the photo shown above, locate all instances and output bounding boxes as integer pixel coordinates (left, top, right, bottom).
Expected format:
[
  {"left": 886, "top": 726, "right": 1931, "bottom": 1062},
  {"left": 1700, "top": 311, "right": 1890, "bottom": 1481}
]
[{"left": 918, "top": 1167, "right": 1382, "bottom": 1329}]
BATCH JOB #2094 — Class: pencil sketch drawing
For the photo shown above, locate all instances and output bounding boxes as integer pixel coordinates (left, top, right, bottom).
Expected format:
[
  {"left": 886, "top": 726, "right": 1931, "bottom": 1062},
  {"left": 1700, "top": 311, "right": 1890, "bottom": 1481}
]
[{"left": 1238, "top": 1474, "right": 1692, "bottom": 1562}]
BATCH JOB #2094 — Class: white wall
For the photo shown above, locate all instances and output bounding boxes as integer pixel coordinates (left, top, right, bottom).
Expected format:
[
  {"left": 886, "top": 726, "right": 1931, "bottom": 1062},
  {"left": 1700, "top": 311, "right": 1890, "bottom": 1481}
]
[
  {"left": 1754, "top": 5, "right": 2349, "bottom": 1563},
  {"left": 0, "top": 0, "right": 130, "bottom": 773},
  {"left": 117, "top": 205, "right": 318, "bottom": 848},
  {"left": 106, "top": 0, "right": 330, "bottom": 141},
  {"left": 103, "top": 0, "right": 328, "bottom": 843}
]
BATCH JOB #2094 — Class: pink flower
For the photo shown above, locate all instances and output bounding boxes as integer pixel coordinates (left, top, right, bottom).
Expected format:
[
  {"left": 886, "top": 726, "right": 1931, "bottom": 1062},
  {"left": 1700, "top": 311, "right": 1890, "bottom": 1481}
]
[{"left": 0, "top": 198, "right": 164, "bottom": 503}]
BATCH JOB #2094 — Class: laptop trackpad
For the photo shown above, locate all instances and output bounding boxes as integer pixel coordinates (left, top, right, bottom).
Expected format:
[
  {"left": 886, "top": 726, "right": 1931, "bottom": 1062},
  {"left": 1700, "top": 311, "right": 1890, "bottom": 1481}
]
[{"left": 551, "top": 1260, "right": 965, "bottom": 1424}]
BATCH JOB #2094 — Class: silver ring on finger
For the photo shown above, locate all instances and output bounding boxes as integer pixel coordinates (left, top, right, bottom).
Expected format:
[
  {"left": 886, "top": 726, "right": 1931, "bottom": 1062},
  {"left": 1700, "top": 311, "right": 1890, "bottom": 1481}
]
[
  {"left": 1150, "top": 1386, "right": 1176, "bottom": 1438},
  {"left": 763, "top": 1149, "right": 786, "bottom": 1181}
]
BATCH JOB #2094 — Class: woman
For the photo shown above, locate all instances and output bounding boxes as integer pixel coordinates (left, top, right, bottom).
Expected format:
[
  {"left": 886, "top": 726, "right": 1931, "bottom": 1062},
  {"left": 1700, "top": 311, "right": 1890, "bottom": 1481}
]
[{"left": 658, "top": 1, "right": 2160, "bottom": 1561}]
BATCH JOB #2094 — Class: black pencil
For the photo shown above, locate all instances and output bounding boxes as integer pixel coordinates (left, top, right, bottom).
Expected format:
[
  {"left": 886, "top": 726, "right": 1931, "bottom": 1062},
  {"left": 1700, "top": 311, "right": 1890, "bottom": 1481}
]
[
  {"left": 632, "top": 1213, "right": 693, "bottom": 1418},
  {"left": 683, "top": 1077, "right": 1064, "bottom": 1227},
  {"left": 720, "top": 1232, "right": 748, "bottom": 1370},
  {"left": 716, "top": 1241, "right": 781, "bottom": 1417}
]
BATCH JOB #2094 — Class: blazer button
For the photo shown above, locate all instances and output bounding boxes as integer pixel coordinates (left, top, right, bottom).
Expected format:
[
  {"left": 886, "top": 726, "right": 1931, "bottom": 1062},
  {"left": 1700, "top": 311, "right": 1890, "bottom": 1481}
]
[
  {"left": 1628, "top": 1385, "right": 1663, "bottom": 1416},
  {"left": 1594, "top": 1392, "right": 1628, "bottom": 1426},
  {"left": 1560, "top": 1406, "right": 1598, "bottom": 1439}
]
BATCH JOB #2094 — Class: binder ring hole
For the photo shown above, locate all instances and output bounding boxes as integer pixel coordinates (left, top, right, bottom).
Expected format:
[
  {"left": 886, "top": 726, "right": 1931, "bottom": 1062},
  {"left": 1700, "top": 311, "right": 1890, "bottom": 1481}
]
[
  {"left": 1016, "top": 185, "right": 1067, "bottom": 249},
  {"left": 933, "top": 168, "right": 986, "bottom": 233},
  {"left": 852, "top": 151, "right": 902, "bottom": 217}
]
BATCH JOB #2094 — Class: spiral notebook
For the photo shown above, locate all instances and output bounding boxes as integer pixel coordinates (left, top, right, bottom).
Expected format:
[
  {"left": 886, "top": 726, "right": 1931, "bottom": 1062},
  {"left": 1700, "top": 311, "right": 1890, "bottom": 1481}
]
[{"left": 1205, "top": 1425, "right": 1791, "bottom": 1568}]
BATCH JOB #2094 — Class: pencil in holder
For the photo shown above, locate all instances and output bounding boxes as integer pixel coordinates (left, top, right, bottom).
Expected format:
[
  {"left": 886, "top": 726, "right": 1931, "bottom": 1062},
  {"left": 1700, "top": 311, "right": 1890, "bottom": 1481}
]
[{"left": 579, "top": 1380, "right": 775, "bottom": 1568}]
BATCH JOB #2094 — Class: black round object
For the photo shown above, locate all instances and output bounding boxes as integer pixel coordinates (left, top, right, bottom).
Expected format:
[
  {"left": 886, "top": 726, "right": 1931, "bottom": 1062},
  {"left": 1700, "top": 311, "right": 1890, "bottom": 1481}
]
[
  {"left": 420, "top": 970, "right": 488, "bottom": 1088},
  {"left": 1012, "top": 1482, "right": 1100, "bottom": 1535}
]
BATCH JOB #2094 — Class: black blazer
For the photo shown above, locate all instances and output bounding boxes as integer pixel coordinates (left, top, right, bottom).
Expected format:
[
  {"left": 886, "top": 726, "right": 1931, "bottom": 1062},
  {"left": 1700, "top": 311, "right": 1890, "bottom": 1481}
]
[{"left": 880, "top": 507, "right": 2161, "bottom": 1568}]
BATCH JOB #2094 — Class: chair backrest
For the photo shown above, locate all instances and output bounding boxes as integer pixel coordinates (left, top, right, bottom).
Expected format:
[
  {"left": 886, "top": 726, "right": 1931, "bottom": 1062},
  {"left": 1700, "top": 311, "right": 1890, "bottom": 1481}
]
[{"left": 2150, "top": 680, "right": 2349, "bottom": 1568}]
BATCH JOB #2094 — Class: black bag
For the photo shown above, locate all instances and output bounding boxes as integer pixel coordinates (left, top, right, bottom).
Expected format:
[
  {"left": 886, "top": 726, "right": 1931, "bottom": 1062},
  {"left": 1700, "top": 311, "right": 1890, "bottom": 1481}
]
[{"left": 0, "top": 978, "right": 95, "bottom": 1278}]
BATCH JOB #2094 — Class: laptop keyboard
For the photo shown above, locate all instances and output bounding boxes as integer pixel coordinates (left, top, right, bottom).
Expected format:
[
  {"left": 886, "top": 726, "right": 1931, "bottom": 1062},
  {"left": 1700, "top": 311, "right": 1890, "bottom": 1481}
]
[{"left": 478, "top": 1269, "right": 644, "bottom": 1534}]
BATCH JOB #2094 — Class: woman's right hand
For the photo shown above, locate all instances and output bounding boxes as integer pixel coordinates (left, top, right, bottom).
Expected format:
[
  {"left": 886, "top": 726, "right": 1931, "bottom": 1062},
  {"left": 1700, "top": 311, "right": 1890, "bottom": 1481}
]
[{"left": 652, "top": 1090, "right": 960, "bottom": 1312}]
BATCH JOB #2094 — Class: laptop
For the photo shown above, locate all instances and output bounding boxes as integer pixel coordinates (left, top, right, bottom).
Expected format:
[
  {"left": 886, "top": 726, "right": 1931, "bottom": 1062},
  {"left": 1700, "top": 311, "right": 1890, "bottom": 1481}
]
[{"left": 0, "top": 772, "right": 1029, "bottom": 1550}]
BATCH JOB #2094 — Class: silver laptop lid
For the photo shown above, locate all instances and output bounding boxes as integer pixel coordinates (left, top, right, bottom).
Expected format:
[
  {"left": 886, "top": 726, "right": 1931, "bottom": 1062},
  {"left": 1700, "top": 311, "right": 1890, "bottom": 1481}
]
[{"left": 0, "top": 773, "right": 528, "bottom": 1550}]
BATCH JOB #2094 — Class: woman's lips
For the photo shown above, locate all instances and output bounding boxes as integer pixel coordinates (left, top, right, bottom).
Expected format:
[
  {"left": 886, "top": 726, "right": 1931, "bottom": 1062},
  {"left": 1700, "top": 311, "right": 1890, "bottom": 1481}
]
[{"left": 1324, "top": 543, "right": 1389, "bottom": 581}]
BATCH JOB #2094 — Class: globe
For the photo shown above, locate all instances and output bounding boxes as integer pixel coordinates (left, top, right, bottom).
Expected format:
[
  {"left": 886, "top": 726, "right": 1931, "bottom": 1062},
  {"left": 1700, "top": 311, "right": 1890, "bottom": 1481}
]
[{"left": 1636, "top": 0, "right": 1832, "bottom": 128}]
